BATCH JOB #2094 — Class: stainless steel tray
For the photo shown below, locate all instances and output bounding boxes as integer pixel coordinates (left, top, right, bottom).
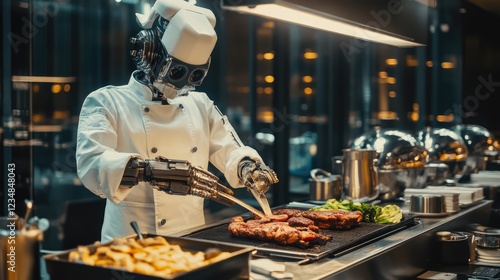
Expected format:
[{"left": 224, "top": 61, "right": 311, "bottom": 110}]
[{"left": 43, "top": 234, "right": 253, "bottom": 280}]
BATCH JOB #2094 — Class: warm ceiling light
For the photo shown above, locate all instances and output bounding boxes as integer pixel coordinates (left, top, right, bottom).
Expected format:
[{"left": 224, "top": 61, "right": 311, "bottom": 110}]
[
  {"left": 426, "top": 61, "right": 433, "bottom": 67},
  {"left": 304, "top": 87, "right": 313, "bottom": 95},
  {"left": 387, "top": 77, "right": 397, "bottom": 84},
  {"left": 436, "top": 114, "right": 454, "bottom": 122},
  {"left": 264, "top": 75, "right": 275, "bottom": 83},
  {"left": 386, "top": 58, "right": 398, "bottom": 66},
  {"left": 222, "top": 1, "right": 427, "bottom": 47},
  {"left": 379, "top": 71, "right": 388, "bottom": 78},
  {"left": 441, "top": 62, "right": 455, "bottom": 69},
  {"left": 264, "top": 87, "right": 273, "bottom": 94},
  {"left": 263, "top": 52, "right": 275, "bottom": 60},
  {"left": 52, "top": 84, "right": 62, "bottom": 94},
  {"left": 302, "top": 75, "right": 313, "bottom": 83},
  {"left": 304, "top": 51, "right": 318, "bottom": 60},
  {"left": 406, "top": 55, "right": 418, "bottom": 66},
  {"left": 388, "top": 91, "right": 397, "bottom": 98}
]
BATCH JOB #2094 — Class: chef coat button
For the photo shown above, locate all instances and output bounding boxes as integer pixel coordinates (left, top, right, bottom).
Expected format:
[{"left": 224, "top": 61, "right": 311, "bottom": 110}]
[
  {"left": 191, "top": 147, "right": 198, "bottom": 153},
  {"left": 151, "top": 147, "right": 158, "bottom": 153},
  {"left": 178, "top": 104, "right": 184, "bottom": 109},
  {"left": 160, "top": 219, "right": 166, "bottom": 226},
  {"left": 144, "top": 107, "right": 150, "bottom": 112}
]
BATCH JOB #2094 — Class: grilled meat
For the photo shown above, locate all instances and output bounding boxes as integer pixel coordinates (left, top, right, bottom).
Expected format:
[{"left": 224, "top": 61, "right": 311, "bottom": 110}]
[
  {"left": 228, "top": 216, "right": 331, "bottom": 248},
  {"left": 252, "top": 213, "right": 289, "bottom": 222},
  {"left": 272, "top": 209, "right": 363, "bottom": 230},
  {"left": 300, "top": 210, "right": 363, "bottom": 230},
  {"left": 287, "top": 216, "right": 314, "bottom": 227},
  {"left": 272, "top": 208, "right": 304, "bottom": 218}
]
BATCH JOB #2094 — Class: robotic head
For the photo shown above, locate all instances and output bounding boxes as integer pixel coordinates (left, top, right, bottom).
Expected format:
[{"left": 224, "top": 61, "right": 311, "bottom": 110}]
[{"left": 130, "top": 0, "right": 217, "bottom": 98}]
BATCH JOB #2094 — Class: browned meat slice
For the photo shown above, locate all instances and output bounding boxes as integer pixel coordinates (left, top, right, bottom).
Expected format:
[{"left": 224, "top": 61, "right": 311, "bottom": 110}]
[
  {"left": 287, "top": 216, "right": 314, "bottom": 227},
  {"left": 272, "top": 208, "right": 303, "bottom": 218},
  {"left": 301, "top": 210, "right": 363, "bottom": 230},
  {"left": 228, "top": 216, "right": 332, "bottom": 248},
  {"left": 251, "top": 213, "right": 289, "bottom": 222}
]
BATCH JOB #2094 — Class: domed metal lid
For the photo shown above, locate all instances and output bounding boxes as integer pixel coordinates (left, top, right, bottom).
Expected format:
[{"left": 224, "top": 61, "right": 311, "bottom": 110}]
[
  {"left": 415, "top": 127, "right": 468, "bottom": 162},
  {"left": 351, "top": 127, "right": 428, "bottom": 170},
  {"left": 451, "top": 124, "right": 498, "bottom": 156}
]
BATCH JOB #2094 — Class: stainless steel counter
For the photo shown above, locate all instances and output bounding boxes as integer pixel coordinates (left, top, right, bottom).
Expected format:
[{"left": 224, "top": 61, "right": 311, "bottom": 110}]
[{"left": 267, "top": 200, "right": 493, "bottom": 280}]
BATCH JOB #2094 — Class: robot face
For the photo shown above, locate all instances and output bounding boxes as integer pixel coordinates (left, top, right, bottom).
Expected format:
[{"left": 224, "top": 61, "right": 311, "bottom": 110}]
[
  {"left": 158, "top": 53, "right": 211, "bottom": 89},
  {"left": 130, "top": 2, "right": 217, "bottom": 93}
]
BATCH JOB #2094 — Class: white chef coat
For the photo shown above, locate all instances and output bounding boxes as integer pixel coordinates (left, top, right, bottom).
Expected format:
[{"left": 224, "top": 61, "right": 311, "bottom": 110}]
[{"left": 76, "top": 71, "right": 263, "bottom": 242}]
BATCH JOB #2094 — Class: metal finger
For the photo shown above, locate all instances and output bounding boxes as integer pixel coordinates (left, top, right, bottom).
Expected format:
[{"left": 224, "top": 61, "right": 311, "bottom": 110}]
[{"left": 216, "top": 182, "right": 234, "bottom": 196}]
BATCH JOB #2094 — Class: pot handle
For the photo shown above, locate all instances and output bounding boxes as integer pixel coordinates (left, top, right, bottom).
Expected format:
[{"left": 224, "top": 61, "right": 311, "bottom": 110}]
[{"left": 310, "top": 168, "right": 332, "bottom": 180}]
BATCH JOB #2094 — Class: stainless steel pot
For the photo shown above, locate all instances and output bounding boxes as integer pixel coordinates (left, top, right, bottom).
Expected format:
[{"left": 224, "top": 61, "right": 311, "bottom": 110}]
[
  {"left": 350, "top": 127, "right": 429, "bottom": 201},
  {"left": 341, "top": 149, "right": 379, "bottom": 202},
  {"left": 309, "top": 168, "right": 342, "bottom": 201}
]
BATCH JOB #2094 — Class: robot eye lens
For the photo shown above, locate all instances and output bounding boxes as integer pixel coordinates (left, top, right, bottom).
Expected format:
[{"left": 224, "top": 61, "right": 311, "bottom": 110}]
[
  {"left": 169, "top": 65, "right": 187, "bottom": 81},
  {"left": 189, "top": 69, "right": 205, "bottom": 83}
]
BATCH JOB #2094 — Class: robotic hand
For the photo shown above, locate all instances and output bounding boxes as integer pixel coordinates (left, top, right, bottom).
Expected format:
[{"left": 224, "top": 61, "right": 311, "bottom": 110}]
[
  {"left": 120, "top": 156, "right": 235, "bottom": 206},
  {"left": 238, "top": 158, "right": 279, "bottom": 197}
]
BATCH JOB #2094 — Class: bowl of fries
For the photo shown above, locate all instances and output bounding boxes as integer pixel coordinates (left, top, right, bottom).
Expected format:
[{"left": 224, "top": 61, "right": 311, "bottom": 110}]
[{"left": 44, "top": 234, "right": 253, "bottom": 280}]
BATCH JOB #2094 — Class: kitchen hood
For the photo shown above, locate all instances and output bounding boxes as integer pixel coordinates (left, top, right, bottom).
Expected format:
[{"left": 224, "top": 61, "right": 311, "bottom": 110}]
[{"left": 221, "top": 0, "right": 431, "bottom": 47}]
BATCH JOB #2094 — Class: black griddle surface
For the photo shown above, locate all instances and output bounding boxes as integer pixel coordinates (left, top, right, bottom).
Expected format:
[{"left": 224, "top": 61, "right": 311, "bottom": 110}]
[{"left": 186, "top": 208, "right": 416, "bottom": 261}]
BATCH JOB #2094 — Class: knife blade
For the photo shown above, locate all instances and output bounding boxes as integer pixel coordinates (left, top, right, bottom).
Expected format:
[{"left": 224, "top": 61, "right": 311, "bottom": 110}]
[{"left": 217, "top": 191, "right": 267, "bottom": 219}]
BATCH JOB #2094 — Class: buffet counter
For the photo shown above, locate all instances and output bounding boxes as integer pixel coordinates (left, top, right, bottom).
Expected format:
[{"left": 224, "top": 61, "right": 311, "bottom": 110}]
[
  {"left": 263, "top": 200, "right": 493, "bottom": 280},
  {"left": 39, "top": 200, "right": 493, "bottom": 280}
]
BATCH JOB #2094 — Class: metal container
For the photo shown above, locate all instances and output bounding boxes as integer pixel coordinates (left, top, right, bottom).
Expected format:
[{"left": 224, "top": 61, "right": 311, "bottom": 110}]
[
  {"left": 342, "top": 148, "right": 379, "bottom": 202},
  {"left": 425, "top": 162, "right": 450, "bottom": 186},
  {"left": 451, "top": 124, "right": 499, "bottom": 174},
  {"left": 350, "top": 128, "right": 428, "bottom": 201},
  {"left": 44, "top": 234, "right": 253, "bottom": 280},
  {"left": 435, "top": 231, "right": 471, "bottom": 265},
  {"left": 309, "top": 168, "right": 342, "bottom": 201},
  {"left": 378, "top": 168, "right": 427, "bottom": 201},
  {"left": 0, "top": 217, "right": 44, "bottom": 280},
  {"left": 410, "top": 194, "right": 445, "bottom": 214},
  {"left": 415, "top": 127, "right": 468, "bottom": 183}
]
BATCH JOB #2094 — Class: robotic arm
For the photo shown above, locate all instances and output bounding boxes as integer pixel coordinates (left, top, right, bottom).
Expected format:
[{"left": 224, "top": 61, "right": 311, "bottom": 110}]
[{"left": 120, "top": 156, "right": 235, "bottom": 206}]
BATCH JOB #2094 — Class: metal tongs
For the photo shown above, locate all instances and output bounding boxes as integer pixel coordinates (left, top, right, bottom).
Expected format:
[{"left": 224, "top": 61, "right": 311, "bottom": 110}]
[
  {"left": 248, "top": 183, "right": 273, "bottom": 217},
  {"left": 217, "top": 191, "right": 268, "bottom": 219}
]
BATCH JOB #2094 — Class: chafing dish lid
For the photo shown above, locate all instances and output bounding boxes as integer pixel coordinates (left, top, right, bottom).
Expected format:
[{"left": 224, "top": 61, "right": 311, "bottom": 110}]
[
  {"left": 451, "top": 124, "right": 498, "bottom": 156},
  {"left": 351, "top": 127, "right": 428, "bottom": 170},
  {"left": 415, "top": 127, "right": 468, "bottom": 162}
]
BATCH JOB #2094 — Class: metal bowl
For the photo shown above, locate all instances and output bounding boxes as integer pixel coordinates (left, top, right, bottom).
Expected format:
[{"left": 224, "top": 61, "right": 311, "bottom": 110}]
[
  {"left": 351, "top": 127, "right": 429, "bottom": 201},
  {"left": 451, "top": 124, "right": 499, "bottom": 174},
  {"left": 410, "top": 194, "right": 445, "bottom": 214},
  {"left": 415, "top": 127, "right": 468, "bottom": 181}
]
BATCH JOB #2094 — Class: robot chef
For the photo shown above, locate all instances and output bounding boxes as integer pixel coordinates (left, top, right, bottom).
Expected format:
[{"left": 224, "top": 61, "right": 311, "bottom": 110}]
[{"left": 76, "top": 0, "right": 278, "bottom": 242}]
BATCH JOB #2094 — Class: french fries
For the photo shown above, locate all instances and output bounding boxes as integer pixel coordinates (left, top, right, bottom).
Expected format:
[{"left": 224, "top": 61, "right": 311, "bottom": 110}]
[{"left": 67, "top": 236, "right": 231, "bottom": 277}]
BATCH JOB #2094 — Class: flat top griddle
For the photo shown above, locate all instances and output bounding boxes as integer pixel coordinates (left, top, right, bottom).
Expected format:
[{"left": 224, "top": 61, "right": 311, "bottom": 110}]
[{"left": 186, "top": 207, "right": 416, "bottom": 263}]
